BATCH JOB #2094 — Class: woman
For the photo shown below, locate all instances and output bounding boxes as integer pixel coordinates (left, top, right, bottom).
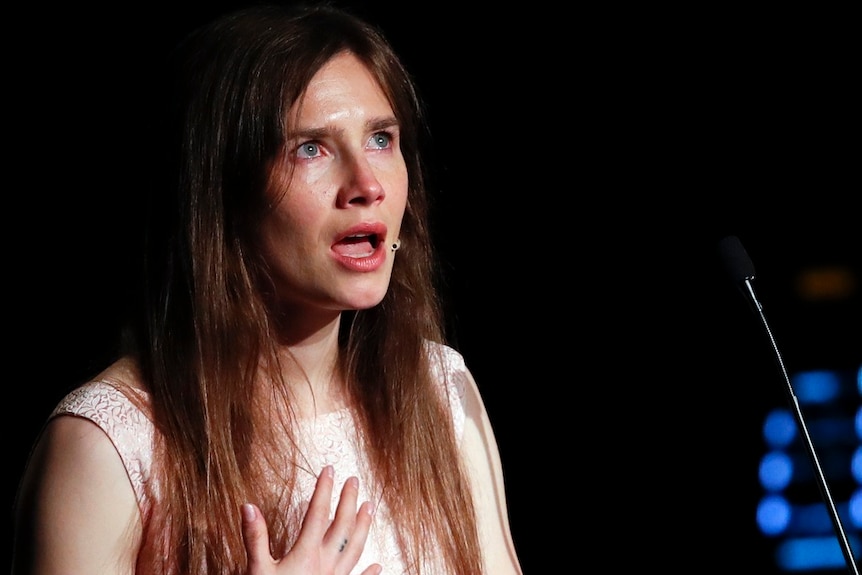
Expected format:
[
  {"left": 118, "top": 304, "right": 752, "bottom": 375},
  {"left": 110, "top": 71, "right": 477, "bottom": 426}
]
[{"left": 12, "top": 3, "right": 522, "bottom": 574}]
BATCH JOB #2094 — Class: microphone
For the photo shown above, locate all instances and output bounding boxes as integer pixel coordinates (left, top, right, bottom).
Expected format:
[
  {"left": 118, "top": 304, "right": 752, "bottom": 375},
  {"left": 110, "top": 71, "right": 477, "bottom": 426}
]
[{"left": 717, "top": 235, "right": 859, "bottom": 574}]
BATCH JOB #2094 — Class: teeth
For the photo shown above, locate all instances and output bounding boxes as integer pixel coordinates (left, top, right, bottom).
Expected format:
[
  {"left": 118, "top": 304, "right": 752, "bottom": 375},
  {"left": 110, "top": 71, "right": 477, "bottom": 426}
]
[{"left": 345, "top": 233, "right": 378, "bottom": 247}]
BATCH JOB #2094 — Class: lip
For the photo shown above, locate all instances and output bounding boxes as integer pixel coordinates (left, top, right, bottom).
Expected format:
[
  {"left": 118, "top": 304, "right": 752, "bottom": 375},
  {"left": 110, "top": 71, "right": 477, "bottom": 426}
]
[{"left": 330, "top": 222, "right": 390, "bottom": 273}]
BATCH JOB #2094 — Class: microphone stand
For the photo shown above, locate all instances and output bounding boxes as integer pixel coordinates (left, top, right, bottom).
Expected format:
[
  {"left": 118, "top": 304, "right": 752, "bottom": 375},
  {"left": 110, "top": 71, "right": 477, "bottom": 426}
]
[
  {"left": 720, "top": 235, "right": 859, "bottom": 574},
  {"left": 742, "top": 276, "right": 859, "bottom": 575}
]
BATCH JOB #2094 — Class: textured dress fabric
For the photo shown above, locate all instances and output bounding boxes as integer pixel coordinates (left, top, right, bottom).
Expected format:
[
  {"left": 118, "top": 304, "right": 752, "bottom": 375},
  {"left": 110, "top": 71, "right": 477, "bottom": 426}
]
[{"left": 50, "top": 342, "right": 469, "bottom": 575}]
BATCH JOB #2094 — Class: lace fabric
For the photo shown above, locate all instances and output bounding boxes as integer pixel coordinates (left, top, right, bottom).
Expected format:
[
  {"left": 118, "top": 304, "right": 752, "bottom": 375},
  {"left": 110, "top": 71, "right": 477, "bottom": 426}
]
[{"left": 51, "top": 342, "right": 469, "bottom": 574}]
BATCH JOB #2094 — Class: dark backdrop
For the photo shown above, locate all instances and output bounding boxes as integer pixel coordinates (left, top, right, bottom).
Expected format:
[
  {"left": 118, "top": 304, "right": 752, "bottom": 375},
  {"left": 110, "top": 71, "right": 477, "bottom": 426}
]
[{"left": 8, "top": 2, "right": 860, "bottom": 572}]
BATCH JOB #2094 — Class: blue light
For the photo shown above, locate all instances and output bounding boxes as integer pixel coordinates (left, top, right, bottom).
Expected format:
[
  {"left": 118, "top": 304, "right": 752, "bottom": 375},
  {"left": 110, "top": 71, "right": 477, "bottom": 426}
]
[
  {"left": 851, "top": 488, "right": 862, "bottom": 529},
  {"left": 760, "top": 451, "right": 793, "bottom": 491},
  {"left": 759, "top": 364, "right": 862, "bottom": 572},
  {"left": 792, "top": 370, "right": 840, "bottom": 404},
  {"left": 758, "top": 494, "right": 791, "bottom": 536},
  {"left": 853, "top": 446, "right": 862, "bottom": 483},
  {"left": 776, "top": 535, "right": 860, "bottom": 570},
  {"left": 764, "top": 408, "right": 796, "bottom": 448}
]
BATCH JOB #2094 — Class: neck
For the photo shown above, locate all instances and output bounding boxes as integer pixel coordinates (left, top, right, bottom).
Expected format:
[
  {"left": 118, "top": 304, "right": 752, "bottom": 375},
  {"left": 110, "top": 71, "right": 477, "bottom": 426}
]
[{"left": 271, "top": 309, "right": 347, "bottom": 417}]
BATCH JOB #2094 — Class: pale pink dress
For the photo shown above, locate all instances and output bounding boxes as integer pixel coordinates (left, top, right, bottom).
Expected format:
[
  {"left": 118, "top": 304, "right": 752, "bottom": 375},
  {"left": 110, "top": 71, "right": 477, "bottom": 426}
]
[{"left": 51, "top": 342, "right": 469, "bottom": 575}]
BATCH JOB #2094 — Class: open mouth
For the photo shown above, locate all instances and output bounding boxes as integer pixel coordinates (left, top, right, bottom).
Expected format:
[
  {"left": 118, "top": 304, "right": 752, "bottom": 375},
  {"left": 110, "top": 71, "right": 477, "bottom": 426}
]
[{"left": 333, "top": 233, "right": 380, "bottom": 258}]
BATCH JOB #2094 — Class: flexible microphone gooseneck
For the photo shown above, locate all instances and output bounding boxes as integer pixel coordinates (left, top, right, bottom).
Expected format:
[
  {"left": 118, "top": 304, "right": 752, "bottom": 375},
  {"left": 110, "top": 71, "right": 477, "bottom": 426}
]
[{"left": 718, "top": 235, "right": 859, "bottom": 574}]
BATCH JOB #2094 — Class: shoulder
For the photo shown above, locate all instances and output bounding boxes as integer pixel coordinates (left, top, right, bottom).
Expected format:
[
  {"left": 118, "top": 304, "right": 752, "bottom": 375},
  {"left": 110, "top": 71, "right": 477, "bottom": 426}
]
[
  {"left": 425, "top": 340, "right": 468, "bottom": 388},
  {"left": 425, "top": 341, "right": 472, "bottom": 438},
  {"left": 52, "top": 356, "right": 154, "bottom": 505},
  {"left": 55, "top": 356, "right": 150, "bottom": 419},
  {"left": 14, "top": 399, "right": 143, "bottom": 572}
]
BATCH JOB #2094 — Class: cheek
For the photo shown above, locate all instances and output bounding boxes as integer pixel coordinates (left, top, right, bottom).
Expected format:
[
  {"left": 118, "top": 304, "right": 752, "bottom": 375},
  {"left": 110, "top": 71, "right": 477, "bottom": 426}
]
[
  {"left": 384, "top": 164, "right": 410, "bottom": 211},
  {"left": 264, "top": 171, "right": 332, "bottom": 231},
  {"left": 258, "top": 198, "right": 316, "bottom": 258}
]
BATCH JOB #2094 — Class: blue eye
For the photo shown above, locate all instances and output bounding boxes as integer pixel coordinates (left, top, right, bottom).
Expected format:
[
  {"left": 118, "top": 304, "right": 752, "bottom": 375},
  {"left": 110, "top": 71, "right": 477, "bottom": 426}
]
[
  {"left": 296, "top": 142, "right": 321, "bottom": 158},
  {"left": 369, "top": 132, "right": 391, "bottom": 149}
]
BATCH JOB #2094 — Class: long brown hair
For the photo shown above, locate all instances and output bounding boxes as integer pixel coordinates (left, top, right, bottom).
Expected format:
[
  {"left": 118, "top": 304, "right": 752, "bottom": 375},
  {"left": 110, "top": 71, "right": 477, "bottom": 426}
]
[{"left": 125, "top": 3, "right": 481, "bottom": 573}]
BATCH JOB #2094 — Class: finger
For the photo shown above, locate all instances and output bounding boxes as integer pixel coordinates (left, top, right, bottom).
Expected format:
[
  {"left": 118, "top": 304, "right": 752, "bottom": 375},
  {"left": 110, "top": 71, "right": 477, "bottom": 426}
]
[
  {"left": 241, "top": 503, "right": 276, "bottom": 572},
  {"left": 360, "top": 562, "right": 383, "bottom": 575},
  {"left": 291, "top": 465, "right": 336, "bottom": 554},
  {"left": 347, "top": 500, "right": 376, "bottom": 556},
  {"left": 324, "top": 476, "right": 359, "bottom": 557},
  {"left": 329, "top": 480, "right": 376, "bottom": 566},
  {"left": 327, "top": 476, "right": 360, "bottom": 546}
]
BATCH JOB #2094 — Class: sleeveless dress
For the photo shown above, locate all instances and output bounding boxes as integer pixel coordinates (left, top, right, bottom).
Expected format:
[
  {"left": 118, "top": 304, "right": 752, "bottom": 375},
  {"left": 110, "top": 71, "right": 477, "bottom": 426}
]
[{"left": 50, "top": 342, "right": 469, "bottom": 575}]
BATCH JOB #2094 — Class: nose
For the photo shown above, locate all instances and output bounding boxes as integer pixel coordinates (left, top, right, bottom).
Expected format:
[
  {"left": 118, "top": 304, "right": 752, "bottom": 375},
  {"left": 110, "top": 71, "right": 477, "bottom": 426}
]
[{"left": 336, "top": 153, "right": 385, "bottom": 208}]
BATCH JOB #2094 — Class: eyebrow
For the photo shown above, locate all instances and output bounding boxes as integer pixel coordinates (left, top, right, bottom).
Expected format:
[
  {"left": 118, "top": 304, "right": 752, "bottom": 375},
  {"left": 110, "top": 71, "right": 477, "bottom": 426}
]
[{"left": 290, "top": 115, "right": 400, "bottom": 141}]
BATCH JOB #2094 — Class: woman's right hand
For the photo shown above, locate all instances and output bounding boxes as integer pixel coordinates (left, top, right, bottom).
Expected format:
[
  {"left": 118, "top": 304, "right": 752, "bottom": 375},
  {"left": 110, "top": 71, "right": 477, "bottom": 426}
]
[{"left": 241, "top": 465, "right": 381, "bottom": 575}]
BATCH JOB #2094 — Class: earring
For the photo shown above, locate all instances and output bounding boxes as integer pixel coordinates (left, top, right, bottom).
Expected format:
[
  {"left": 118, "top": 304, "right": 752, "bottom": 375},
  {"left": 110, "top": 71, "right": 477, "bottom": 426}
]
[{"left": 391, "top": 239, "right": 401, "bottom": 252}]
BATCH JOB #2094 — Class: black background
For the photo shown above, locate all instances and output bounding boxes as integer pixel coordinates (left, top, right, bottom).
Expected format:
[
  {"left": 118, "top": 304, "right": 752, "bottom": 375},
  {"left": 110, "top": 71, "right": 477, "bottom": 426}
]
[{"left": 7, "top": 1, "right": 861, "bottom": 572}]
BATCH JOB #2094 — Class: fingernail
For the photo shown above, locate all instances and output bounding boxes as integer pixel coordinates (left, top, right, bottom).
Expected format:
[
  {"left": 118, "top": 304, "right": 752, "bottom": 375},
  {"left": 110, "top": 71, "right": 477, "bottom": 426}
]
[
  {"left": 323, "top": 465, "right": 334, "bottom": 478},
  {"left": 242, "top": 503, "right": 256, "bottom": 522}
]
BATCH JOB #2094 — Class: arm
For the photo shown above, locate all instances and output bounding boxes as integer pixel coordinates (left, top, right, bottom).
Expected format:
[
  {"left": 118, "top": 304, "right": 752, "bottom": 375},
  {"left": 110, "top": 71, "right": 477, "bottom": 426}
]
[
  {"left": 13, "top": 415, "right": 142, "bottom": 575},
  {"left": 459, "top": 369, "right": 524, "bottom": 575}
]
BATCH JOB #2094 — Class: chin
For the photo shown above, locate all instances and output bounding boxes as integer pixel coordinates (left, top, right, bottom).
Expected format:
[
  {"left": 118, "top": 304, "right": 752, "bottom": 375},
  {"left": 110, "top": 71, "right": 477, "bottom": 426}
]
[{"left": 342, "top": 287, "right": 389, "bottom": 311}]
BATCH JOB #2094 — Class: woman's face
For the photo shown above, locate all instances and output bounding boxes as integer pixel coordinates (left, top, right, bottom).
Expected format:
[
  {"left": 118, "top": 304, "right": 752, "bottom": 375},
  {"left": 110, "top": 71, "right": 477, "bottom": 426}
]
[{"left": 260, "top": 51, "right": 408, "bottom": 318}]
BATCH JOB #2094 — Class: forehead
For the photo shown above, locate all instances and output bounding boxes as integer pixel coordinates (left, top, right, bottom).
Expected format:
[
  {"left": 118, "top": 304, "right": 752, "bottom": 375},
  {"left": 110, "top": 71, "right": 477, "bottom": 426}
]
[{"left": 290, "top": 52, "right": 393, "bottom": 126}]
